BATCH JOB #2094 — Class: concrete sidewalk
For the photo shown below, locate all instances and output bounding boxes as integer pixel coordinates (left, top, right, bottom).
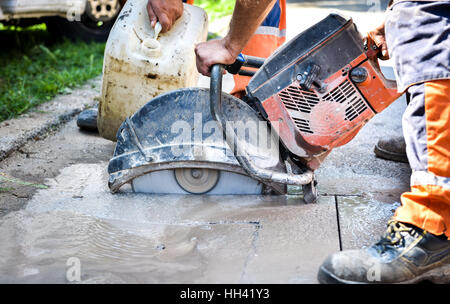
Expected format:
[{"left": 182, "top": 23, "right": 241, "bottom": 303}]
[{"left": 0, "top": 3, "right": 410, "bottom": 283}]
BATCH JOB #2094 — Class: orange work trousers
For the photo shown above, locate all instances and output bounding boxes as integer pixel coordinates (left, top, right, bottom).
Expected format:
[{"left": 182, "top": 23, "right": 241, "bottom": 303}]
[{"left": 395, "top": 80, "right": 450, "bottom": 239}]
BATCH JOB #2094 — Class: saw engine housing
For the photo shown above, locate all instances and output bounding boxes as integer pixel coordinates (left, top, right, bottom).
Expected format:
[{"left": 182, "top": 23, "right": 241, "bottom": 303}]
[
  {"left": 108, "top": 13, "right": 400, "bottom": 202},
  {"left": 245, "top": 14, "right": 400, "bottom": 168}
]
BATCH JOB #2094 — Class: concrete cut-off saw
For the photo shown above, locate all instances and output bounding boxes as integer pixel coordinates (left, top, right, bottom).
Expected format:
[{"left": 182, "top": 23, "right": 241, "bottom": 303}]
[{"left": 107, "top": 13, "right": 401, "bottom": 203}]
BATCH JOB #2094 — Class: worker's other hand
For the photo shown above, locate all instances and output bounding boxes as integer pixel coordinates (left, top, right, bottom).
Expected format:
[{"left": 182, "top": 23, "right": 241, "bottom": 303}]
[
  {"left": 147, "top": 0, "right": 183, "bottom": 33},
  {"left": 195, "top": 39, "right": 238, "bottom": 77},
  {"left": 368, "top": 22, "right": 389, "bottom": 60}
]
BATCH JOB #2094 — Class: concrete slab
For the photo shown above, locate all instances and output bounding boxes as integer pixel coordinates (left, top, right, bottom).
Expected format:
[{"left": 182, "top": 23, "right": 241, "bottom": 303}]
[
  {"left": 285, "top": 4, "right": 386, "bottom": 42},
  {"left": 0, "top": 209, "right": 256, "bottom": 283},
  {"left": 0, "top": 161, "right": 339, "bottom": 283},
  {"left": 336, "top": 195, "right": 400, "bottom": 250},
  {"left": 0, "top": 120, "right": 115, "bottom": 215},
  {"left": 238, "top": 196, "right": 338, "bottom": 283},
  {"left": 287, "top": 0, "right": 391, "bottom": 12}
]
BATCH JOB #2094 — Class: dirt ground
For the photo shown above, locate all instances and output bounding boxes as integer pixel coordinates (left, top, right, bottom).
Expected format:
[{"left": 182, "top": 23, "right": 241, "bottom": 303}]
[{"left": 0, "top": 121, "right": 115, "bottom": 216}]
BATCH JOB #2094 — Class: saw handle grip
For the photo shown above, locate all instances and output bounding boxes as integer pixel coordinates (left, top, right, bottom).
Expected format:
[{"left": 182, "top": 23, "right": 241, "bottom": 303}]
[
  {"left": 364, "top": 34, "right": 396, "bottom": 87},
  {"left": 225, "top": 53, "right": 265, "bottom": 76}
]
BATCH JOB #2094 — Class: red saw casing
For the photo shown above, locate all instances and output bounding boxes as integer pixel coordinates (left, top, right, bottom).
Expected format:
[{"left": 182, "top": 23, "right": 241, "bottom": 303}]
[{"left": 246, "top": 14, "right": 401, "bottom": 168}]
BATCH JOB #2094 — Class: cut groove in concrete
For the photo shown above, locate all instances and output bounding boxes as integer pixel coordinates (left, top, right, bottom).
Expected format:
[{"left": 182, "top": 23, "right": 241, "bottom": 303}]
[
  {"left": 239, "top": 222, "right": 262, "bottom": 282},
  {"left": 334, "top": 195, "right": 343, "bottom": 251}
]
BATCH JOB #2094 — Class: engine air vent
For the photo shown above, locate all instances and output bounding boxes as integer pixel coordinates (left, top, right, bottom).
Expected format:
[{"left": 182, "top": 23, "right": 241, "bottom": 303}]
[
  {"left": 279, "top": 85, "right": 319, "bottom": 114},
  {"left": 322, "top": 80, "right": 355, "bottom": 103},
  {"left": 277, "top": 78, "right": 370, "bottom": 137},
  {"left": 345, "top": 96, "right": 367, "bottom": 121},
  {"left": 292, "top": 117, "right": 313, "bottom": 134},
  {"left": 322, "top": 79, "right": 368, "bottom": 121}
]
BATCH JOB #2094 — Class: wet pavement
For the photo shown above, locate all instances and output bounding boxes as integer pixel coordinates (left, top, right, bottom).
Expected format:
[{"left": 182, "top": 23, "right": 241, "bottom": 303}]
[
  {"left": 2, "top": 161, "right": 338, "bottom": 283},
  {"left": 0, "top": 3, "right": 411, "bottom": 283}
]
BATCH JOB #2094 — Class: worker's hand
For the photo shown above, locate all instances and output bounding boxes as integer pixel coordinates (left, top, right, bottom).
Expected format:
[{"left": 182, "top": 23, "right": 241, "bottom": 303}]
[
  {"left": 368, "top": 22, "right": 389, "bottom": 60},
  {"left": 146, "top": 0, "right": 183, "bottom": 33},
  {"left": 195, "top": 39, "right": 239, "bottom": 77}
]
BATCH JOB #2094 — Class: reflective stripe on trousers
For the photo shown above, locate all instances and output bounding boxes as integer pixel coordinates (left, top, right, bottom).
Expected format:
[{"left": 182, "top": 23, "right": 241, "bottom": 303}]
[
  {"left": 385, "top": 1, "right": 450, "bottom": 239},
  {"left": 395, "top": 80, "right": 450, "bottom": 239},
  {"left": 230, "top": 0, "right": 286, "bottom": 96}
]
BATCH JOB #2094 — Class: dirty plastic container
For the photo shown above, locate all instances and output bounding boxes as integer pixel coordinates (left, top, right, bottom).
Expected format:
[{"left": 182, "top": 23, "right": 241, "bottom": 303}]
[{"left": 98, "top": 0, "right": 208, "bottom": 141}]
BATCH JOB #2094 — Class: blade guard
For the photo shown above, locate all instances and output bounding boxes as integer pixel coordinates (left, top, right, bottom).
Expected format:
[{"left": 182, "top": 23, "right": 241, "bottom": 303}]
[{"left": 107, "top": 88, "right": 290, "bottom": 195}]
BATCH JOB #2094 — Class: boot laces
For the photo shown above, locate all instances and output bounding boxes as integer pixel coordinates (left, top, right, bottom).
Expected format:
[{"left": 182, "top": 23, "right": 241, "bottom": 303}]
[{"left": 377, "top": 220, "right": 413, "bottom": 250}]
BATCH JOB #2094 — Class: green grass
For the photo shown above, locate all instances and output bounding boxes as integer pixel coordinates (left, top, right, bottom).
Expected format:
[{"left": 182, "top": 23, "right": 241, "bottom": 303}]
[
  {"left": 0, "top": 187, "right": 14, "bottom": 193},
  {"left": 0, "top": 2, "right": 235, "bottom": 122},
  {"left": 0, "top": 174, "right": 48, "bottom": 189},
  {"left": 195, "top": 0, "right": 236, "bottom": 22},
  {"left": 0, "top": 23, "right": 105, "bottom": 122}
]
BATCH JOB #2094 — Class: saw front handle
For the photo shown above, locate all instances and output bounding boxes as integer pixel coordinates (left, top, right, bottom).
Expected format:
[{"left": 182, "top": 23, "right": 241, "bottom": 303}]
[
  {"left": 224, "top": 53, "right": 266, "bottom": 77},
  {"left": 209, "top": 64, "right": 315, "bottom": 188}
]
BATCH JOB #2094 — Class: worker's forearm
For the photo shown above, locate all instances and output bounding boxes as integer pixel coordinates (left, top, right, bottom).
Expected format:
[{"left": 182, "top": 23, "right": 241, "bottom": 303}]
[
  {"left": 223, "top": 0, "right": 277, "bottom": 57},
  {"left": 194, "top": 0, "right": 277, "bottom": 75}
]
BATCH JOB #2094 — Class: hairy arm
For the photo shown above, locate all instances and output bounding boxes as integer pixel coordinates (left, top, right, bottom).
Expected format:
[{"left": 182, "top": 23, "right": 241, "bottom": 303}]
[{"left": 195, "top": 0, "right": 276, "bottom": 76}]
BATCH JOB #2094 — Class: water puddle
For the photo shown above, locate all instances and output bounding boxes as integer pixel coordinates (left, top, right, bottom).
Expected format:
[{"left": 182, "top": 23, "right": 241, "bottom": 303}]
[
  {"left": 0, "top": 210, "right": 166, "bottom": 283},
  {"left": 0, "top": 163, "right": 300, "bottom": 283}
]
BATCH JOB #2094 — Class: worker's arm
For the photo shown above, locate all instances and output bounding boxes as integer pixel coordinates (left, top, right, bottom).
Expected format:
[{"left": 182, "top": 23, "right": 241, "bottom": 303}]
[
  {"left": 195, "top": 0, "right": 277, "bottom": 76},
  {"left": 147, "top": 0, "right": 183, "bottom": 33}
]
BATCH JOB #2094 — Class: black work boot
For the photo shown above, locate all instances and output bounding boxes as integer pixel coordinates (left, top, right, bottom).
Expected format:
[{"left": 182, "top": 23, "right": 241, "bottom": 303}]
[
  {"left": 77, "top": 106, "right": 98, "bottom": 132},
  {"left": 318, "top": 220, "right": 450, "bottom": 284},
  {"left": 374, "top": 136, "right": 408, "bottom": 163}
]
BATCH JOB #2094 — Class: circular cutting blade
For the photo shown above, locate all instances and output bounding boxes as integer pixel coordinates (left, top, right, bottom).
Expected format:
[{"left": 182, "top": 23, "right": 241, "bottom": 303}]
[
  {"left": 131, "top": 169, "right": 263, "bottom": 195},
  {"left": 174, "top": 168, "right": 219, "bottom": 194}
]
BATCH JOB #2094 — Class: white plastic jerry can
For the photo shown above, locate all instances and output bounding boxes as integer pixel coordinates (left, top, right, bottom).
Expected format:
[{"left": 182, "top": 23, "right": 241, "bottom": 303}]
[{"left": 98, "top": 0, "right": 208, "bottom": 141}]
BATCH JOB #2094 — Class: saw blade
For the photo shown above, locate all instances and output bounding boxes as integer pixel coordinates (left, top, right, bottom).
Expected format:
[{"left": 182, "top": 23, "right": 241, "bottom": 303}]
[
  {"left": 131, "top": 169, "right": 263, "bottom": 195},
  {"left": 174, "top": 168, "right": 219, "bottom": 194}
]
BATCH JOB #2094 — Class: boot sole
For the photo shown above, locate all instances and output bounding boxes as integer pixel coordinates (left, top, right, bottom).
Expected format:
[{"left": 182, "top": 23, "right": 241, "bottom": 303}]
[
  {"left": 318, "top": 264, "right": 450, "bottom": 284},
  {"left": 374, "top": 146, "right": 409, "bottom": 163}
]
